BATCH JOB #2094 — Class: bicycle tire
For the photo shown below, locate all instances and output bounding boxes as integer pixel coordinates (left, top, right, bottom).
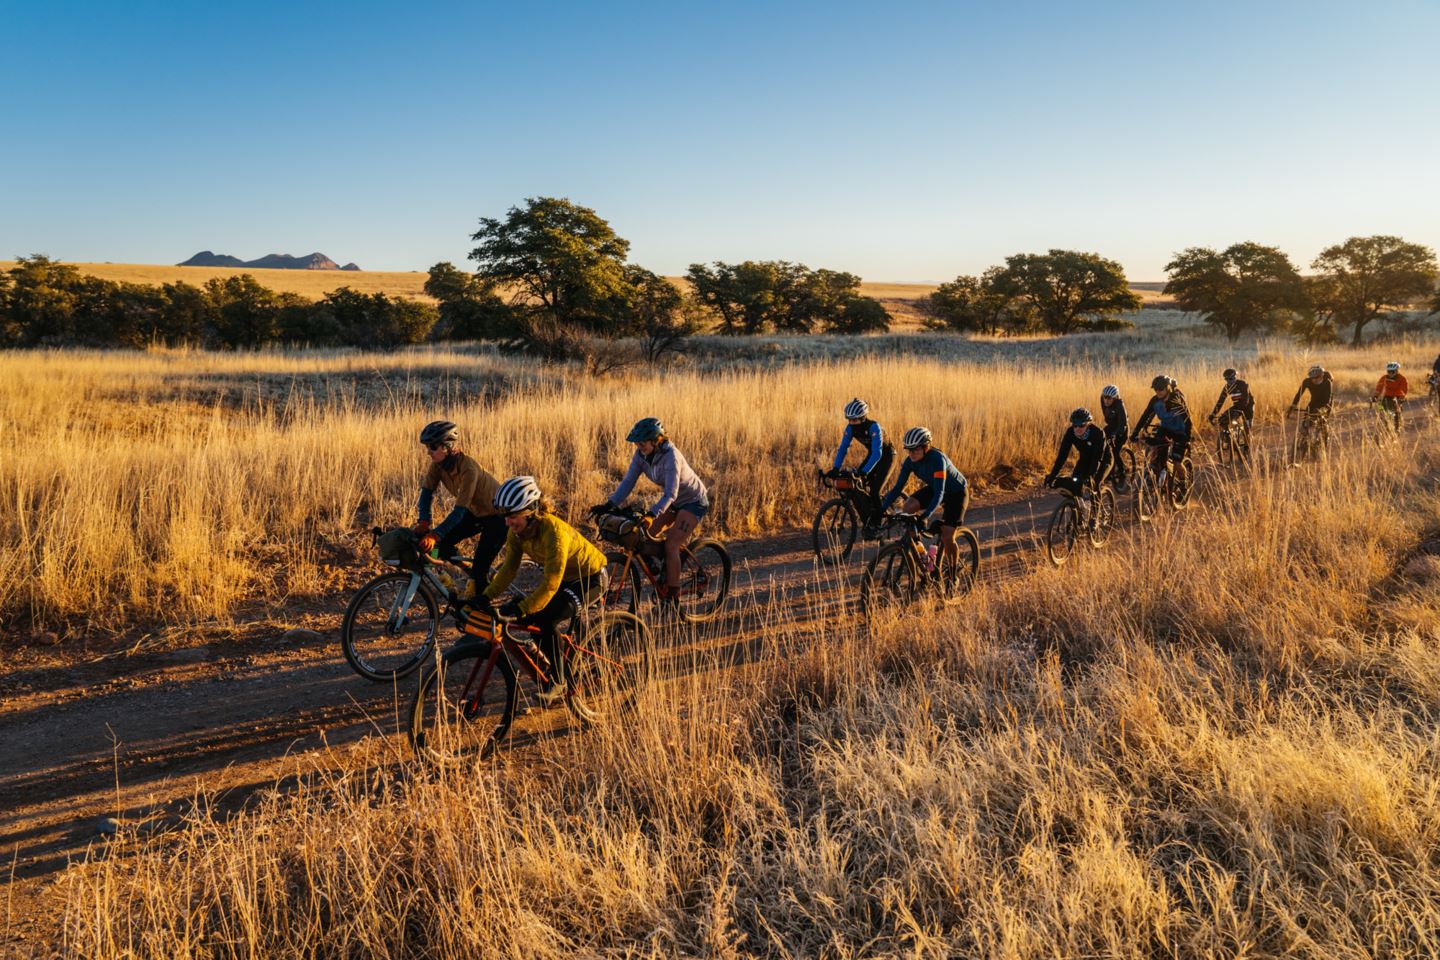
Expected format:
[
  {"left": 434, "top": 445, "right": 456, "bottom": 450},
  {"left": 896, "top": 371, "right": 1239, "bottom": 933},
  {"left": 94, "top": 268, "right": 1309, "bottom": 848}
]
[
  {"left": 1168, "top": 458, "right": 1194, "bottom": 510},
  {"left": 409, "top": 642, "right": 518, "bottom": 762},
  {"left": 936, "top": 528, "right": 981, "bottom": 606},
  {"left": 1089, "top": 487, "right": 1116, "bottom": 548},
  {"left": 602, "top": 551, "right": 643, "bottom": 615},
  {"left": 1046, "top": 499, "right": 1080, "bottom": 566},
  {"left": 677, "top": 539, "right": 731, "bottom": 624},
  {"left": 811, "top": 497, "right": 860, "bottom": 565},
  {"left": 340, "top": 571, "right": 440, "bottom": 682},
  {"left": 860, "top": 541, "right": 921, "bottom": 616},
  {"left": 1216, "top": 427, "right": 1233, "bottom": 469},
  {"left": 1134, "top": 461, "right": 1157, "bottom": 523},
  {"left": 564, "top": 610, "right": 651, "bottom": 728}
]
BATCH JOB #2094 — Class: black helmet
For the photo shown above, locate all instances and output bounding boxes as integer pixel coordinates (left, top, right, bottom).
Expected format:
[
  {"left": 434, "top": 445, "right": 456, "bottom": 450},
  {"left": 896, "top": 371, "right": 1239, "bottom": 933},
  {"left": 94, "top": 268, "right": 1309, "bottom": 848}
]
[
  {"left": 1150, "top": 375, "right": 1173, "bottom": 391},
  {"left": 626, "top": 417, "right": 665, "bottom": 443},
  {"left": 1223, "top": 368, "right": 1237, "bottom": 382},
  {"left": 420, "top": 420, "right": 459, "bottom": 447},
  {"left": 1069, "top": 407, "right": 1093, "bottom": 427}
]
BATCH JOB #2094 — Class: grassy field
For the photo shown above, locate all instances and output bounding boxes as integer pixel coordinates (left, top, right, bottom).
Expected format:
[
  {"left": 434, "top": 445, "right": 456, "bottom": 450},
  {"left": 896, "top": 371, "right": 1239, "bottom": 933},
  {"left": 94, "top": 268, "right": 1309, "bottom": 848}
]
[
  {"left": 0, "top": 317, "right": 1430, "bottom": 631},
  {"left": 53, "top": 415, "right": 1440, "bottom": 956}
]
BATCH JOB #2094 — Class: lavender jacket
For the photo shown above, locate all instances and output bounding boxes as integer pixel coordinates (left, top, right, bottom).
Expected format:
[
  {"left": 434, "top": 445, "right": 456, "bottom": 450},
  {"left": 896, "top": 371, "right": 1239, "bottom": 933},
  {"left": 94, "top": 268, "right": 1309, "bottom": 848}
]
[{"left": 608, "top": 441, "right": 708, "bottom": 516}]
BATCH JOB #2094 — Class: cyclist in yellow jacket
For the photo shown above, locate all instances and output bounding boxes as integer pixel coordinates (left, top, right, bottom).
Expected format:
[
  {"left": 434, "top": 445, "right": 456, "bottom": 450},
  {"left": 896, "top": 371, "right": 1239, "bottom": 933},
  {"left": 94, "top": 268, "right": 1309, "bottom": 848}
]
[{"left": 480, "top": 476, "right": 608, "bottom": 704}]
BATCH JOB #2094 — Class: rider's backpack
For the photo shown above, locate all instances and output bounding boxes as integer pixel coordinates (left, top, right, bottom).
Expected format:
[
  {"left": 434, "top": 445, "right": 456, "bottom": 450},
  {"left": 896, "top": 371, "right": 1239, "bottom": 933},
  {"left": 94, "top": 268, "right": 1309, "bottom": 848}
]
[{"left": 376, "top": 527, "right": 424, "bottom": 571}]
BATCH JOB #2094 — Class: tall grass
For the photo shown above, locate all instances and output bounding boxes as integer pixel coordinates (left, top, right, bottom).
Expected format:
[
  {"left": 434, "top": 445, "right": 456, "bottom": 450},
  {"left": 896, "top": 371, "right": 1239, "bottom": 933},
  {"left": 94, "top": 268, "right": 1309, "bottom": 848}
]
[
  {"left": 56, "top": 422, "right": 1440, "bottom": 956},
  {"left": 1, "top": 332, "right": 1432, "bottom": 628}
]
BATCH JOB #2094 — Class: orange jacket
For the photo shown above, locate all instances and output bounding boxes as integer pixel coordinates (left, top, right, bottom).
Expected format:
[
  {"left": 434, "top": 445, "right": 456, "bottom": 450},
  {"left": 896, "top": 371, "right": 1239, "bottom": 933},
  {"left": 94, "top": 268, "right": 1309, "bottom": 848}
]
[{"left": 1374, "top": 373, "right": 1408, "bottom": 399}]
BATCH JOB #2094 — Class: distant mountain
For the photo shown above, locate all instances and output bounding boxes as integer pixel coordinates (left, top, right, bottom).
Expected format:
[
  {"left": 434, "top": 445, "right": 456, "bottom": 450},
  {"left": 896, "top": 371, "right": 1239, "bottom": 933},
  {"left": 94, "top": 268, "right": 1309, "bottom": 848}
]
[{"left": 177, "top": 251, "right": 361, "bottom": 271}]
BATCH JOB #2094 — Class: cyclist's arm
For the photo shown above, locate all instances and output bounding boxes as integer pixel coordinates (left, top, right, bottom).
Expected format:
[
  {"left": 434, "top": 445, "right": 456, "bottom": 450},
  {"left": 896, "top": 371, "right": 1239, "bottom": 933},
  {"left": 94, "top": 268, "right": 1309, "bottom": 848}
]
[
  {"left": 649, "top": 449, "right": 679, "bottom": 516},
  {"left": 859, "top": 423, "right": 884, "bottom": 474},
  {"left": 432, "top": 506, "right": 475, "bottom": 540},
  {"left": 1047, "top": 433, "right": 1073, "bottom": 478},
  {"left": 1290, "top": 381, "right": 1306, "bottom": 408},
  {"left": 831, "top": 430, "right": 853, "bottom": 472},
  {"left": 417, "top": 486, "right": 436, "bottom": 524},
  {"left": 519, "top": 524, "right": 567, "bottom": 614},
  {"left": 608, "top": 451, "right": 644, "bottom": 506},
  {"left": 1112, "top": 401, "right": 1129, "bottom": 438},
  {"left": 1211, "top": 387, "right": 1226, "bottom": 417},
  {"left": 921, "top": 464, "right": 946, "bottom": 522},
  {"left": 1132, "top": 403, "right": 1155, "bottom": 436},
  {"left": 1398, "top": 375, "right": 1409, "bottom": 398},
  {"left": 481, "top": 536, "right": 522, "bottom": 601},
  {"left": 878, "top": 458, "right": 913, "bottom": 512}
]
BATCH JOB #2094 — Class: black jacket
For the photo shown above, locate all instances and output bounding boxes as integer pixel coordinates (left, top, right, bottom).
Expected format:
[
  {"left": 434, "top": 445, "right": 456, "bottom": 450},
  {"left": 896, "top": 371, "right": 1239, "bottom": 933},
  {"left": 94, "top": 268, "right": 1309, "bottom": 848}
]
[
  {"left": 1048, "top": 424, "right": 1108, "bottom": 479},
  {"left": 1101, "top": 398, "right": 1128, "bottom": 439}
]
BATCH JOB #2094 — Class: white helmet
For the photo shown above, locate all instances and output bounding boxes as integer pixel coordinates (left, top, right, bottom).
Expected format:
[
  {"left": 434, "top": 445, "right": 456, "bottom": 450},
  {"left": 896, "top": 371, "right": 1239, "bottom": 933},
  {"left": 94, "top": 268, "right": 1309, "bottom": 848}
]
[
  {"left": 1101, "top": 384, "right": 1120, "bottom": 399},
  {"left": 1386, "top": 361, "right": 1401, "bottom": 374},
  {"left": 843, "top": 398, "right": 869, "bottom": 419},
  {"left": 493, "top": 475, "right": 542, "bottom": 515},
  {"left": 1308, "top": 364, "right": 1324, "bottom": 378},
  {"left": 902, "top": 426, "right": 932, "bottom": 449}
]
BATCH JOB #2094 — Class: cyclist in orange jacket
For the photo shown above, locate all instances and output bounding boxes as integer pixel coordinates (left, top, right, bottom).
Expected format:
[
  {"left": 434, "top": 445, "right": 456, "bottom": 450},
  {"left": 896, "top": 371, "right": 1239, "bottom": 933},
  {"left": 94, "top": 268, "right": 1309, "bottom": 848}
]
[{"left": 1371, "top": 361, "right": 1408, "bottom": 432}]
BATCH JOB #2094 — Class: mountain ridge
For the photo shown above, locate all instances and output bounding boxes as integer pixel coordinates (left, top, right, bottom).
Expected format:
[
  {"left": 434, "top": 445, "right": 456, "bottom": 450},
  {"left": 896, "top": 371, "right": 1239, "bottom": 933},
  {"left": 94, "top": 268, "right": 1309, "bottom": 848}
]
[{"left": 179, "top": 251, "right": 361, "bottom": 271}]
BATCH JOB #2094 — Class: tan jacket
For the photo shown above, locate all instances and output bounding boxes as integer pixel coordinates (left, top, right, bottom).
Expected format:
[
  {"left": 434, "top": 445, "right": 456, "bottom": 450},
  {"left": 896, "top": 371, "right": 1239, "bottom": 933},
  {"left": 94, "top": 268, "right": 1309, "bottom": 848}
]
[{"left": 422, "top": 453, "right": 501, "bottom": 518}]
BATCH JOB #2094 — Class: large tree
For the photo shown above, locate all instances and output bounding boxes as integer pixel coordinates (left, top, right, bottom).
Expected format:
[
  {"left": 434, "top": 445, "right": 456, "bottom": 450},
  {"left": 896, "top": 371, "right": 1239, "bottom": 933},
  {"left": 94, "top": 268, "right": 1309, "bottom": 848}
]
[
  {"left": 1309, "top": 235, "right": 1438, "bottom": 346},
  {"left": 989, "top": 250, "right": 1141, "bottom": 334},
  {"left": 424, "top": 262, "right": 517, "bottom": 340},
  {"left": 1163, "top": 243, "right": 1308, "bottom": 342},
  {"left": 468, "top": 197, "right": 631, "bottom": 331},
  {"left": 924, "top": 267, "right": 1033, "bottom": 335}
]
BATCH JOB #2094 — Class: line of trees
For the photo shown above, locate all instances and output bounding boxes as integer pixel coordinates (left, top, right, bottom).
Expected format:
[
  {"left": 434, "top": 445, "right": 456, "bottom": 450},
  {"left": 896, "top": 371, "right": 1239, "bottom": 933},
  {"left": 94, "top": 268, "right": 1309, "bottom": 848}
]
[{"left": 922, "top": 250, "right": 1142, "bottom": 336}]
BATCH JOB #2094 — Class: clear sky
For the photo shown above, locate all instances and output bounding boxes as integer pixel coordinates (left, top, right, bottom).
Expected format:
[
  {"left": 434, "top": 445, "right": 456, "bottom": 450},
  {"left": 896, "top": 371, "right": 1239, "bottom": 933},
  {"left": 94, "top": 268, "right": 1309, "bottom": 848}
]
[{"left": 2, "top": 0, "right": 1436, "bottom": 281}]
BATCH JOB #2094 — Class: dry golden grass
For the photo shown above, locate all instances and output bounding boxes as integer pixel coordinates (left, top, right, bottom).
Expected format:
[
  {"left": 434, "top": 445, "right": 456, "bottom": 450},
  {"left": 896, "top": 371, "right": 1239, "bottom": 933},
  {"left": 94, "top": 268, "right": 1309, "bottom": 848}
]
[
  {"left": 1, "top": 326, "right": 1432, "bottom": 630},
  {"left": 53, "top": 438, "right": 1440, "bottom": 957}
]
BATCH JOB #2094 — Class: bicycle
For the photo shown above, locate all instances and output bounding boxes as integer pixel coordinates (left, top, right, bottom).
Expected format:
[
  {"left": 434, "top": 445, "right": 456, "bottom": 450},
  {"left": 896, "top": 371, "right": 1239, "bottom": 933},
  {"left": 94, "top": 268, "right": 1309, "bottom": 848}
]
[
  {"left": 1287, "top": 406, "right": 1329, "bottom": 465},
  {"left": 1371, "top": 397, "right": 1403, "bottom": 446},
  {"left": 590, "top": 506, "right": 731, "bottom": 623},
  {"left": 409, "top": 599, "right": 650, "bottom": 762},
  {"left": 340, "top": 526, "right": 491, "bottom": 683},
  {"left": 859, "top": 512, "right": 980, "bottom": 615},
  {"left": 1044, "top": 479, "right": 1117, "bottom": 566},
  {"left": 811, "top": 468, "right": 884, "bottom": 564},
  {"left": 1213, "top": 412, "right": 1250, "bottom": 472},
  {"left": 1129, "top": 430, "right": 1193, "bottom": 522}
]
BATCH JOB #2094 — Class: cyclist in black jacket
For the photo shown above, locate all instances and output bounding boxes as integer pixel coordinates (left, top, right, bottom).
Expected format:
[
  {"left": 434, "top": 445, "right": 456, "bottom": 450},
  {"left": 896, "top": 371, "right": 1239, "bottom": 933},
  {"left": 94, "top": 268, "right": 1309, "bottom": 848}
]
[
  {"left": 1289, "top": 364, "right": 1333, "bottom": 414},
  {"left": 1044, "top": 408, "right": 1111, "bottom": 497},
  {"left": 1099, "top": 384, "right": 1128, "bottom": 491},
  {"left": 1208, "top": 368, "right": 1254, "bottom": 435}
]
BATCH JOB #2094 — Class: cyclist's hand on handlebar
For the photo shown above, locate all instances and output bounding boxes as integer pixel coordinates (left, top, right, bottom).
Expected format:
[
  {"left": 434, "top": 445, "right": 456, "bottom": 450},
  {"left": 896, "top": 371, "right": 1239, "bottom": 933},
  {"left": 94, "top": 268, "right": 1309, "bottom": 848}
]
[
  {"left": 493, "top": 600, "right": 523, "bottom": 622},
  {"left": 418, "top": 533, "right": 437, "bottom": 555},
  {"left": 587, "top": 501, "right": 613, "bottom": 518}
]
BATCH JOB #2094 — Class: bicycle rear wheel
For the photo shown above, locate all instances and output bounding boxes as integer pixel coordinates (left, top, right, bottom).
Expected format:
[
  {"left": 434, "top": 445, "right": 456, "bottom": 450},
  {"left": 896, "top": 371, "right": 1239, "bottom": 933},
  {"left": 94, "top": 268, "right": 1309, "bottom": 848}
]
[
  {"left": 340, "top": 571, "right": 440, "bottom": 682},
  {"left": 565, "top": 611, "right": 651, "bottom": 727},
  {"left": 936, "top": 528, "right": 980, "bottom": 606},
  {"left": 1088, "top": 488, "right": 1116, "bottom": 548},
  {"left": 1168, "top": 458, "right": 1194, "bottom": 510},
  {"left": 409, "top": 642, "right": 518, "bottom": 762},
  {"left": 811, "top": 497, "right": 859, "bottom": 565},
  {"left": 677, "top": 539, "right": 731, "bottom": 623},
  {"left": 860, "top": 542, "right": 920, "bottom": 616},
  {"left": 1046, "top": 499, "right": 1080, "bottom": 566}
]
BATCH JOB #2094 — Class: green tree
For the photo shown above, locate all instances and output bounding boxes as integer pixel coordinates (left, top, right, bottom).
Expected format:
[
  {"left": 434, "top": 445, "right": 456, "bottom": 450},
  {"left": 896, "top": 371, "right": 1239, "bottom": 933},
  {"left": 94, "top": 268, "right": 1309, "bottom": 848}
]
[
  {"left": 924, "top": 268, "right": 1032, "bottom": 334},
  {"left": 424, "top": 262, "right": 517, "bottom": 340},
  {"left": 5, "top": 255, "right": 85, "bottom": 345},
  {"left": 467, "top": 197, "right": 631, "bottom": 332},
  {"left": 314, "top": 288, "right": 438, "bottom": 349},
  {"left": 0, "top": 269, "right": 11, "bottom": 345},
  {"left": 205, "top": 274, "right": 282, "bottom": 347},
  {"left": 827, "top": 295, "right": 891, "bottom": 334},
  {"left": 990, "top": 250, "right": 1141, "bottom": 335},
  {"left": 1309, "top": 235, "right": 1438, "bottom": 346},
  {"left": 1163, "top": 243, "right": 1308, "bottom": 342},
  {"left": 685, "top": 260, "right": 879, "bottom": 334},
  {"left": 613, "top": 265, "right": 700, "bottom": 361}
]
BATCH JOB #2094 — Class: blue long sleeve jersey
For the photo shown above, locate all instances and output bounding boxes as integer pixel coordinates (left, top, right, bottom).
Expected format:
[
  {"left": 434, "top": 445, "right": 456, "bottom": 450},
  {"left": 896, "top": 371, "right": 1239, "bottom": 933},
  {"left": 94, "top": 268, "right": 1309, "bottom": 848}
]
[
  {"left": 832, "top": 419, "right": 885, "bottom": 473},
  {"left": 879, "top": 449, "right": 967, "bottom": 520}
]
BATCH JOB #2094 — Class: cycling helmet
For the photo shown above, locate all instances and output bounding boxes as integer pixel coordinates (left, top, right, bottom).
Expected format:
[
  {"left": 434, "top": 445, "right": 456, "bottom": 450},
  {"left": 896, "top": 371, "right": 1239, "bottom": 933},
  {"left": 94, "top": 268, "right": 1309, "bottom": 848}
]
[
  {"left": 1308, "top": 364, "right": 1324, "bottom": 378},
  {"left": 843, "top": 398, "right": 869, "bottom": 419},
  {"left": 1386, "top": 361, "right": 1401, "bottom": 374},
  {"left": 1150, "top": 375, "right": 1174, "bottom": 391},
  {"left": 1223, "top": 368, "right": 1237, "bottom": 382},
  {"left": 420, "top": 420, "right": 459, "bottom": 447},
  {"left": 902, "top": 426, "right": 932, "bottom": 449},
  {"left": 493, "top": 475, "right": 542, "bottom": 515},
  {"left": 626, "top": 417, "right": 665, "bottom": 443},
  {"left": 1069, "top": 407, "right": 1093, "bottom": 426},
  {"left": 1101, "top": 384, "right": 1120, "bottom": 399}
]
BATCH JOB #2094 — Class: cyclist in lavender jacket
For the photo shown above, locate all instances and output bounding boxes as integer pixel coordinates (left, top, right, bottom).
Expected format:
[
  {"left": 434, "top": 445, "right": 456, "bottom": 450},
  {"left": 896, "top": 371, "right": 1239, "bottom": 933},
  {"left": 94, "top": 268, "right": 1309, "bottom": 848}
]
[{"left": 594, "top": 417, "right": 710, "bottom": 605}]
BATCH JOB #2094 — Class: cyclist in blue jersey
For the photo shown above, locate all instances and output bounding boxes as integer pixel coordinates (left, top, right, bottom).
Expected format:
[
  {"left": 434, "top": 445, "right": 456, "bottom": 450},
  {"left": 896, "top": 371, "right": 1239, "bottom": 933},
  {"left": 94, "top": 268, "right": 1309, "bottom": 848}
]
[
  {"left": 879, "top": 426, "right": 969, "bottom": 569},
  {"left": 829, "top": 397, "right": 894, "bottom": 531},
  {"left": 1131, "top": 374, "right": 1193, "bottom": 467}
]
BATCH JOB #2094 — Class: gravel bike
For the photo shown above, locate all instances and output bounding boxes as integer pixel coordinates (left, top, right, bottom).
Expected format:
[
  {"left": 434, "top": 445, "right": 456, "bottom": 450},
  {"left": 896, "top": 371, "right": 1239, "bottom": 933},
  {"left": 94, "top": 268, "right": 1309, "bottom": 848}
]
[
  {"left": 1044, "top": 480, "right": 1117, "bottom": 566},
  {"left": 409, "top": 600, "right": 650, "bottom": 762},
  {"left": 1128, "top": 430, "right": 1193, "bottom": 522},
  {"left": 590, "top": 506, "right": 731, "bottom": 623},
  {"left": 811, "top": 468, "right": 884, "bottom": 564},
  {"left": 859, "top": 513, "right": 980, "bottom": 615},
  {"left": 1213, "top": 411, "right": 1250, "bottom": 472},
  {"left": 1371, "top": 397, "right": 1403, "bottom": 445},
  {"left": 1288, "top": 406, "right": 1330, "bottom": 464}
]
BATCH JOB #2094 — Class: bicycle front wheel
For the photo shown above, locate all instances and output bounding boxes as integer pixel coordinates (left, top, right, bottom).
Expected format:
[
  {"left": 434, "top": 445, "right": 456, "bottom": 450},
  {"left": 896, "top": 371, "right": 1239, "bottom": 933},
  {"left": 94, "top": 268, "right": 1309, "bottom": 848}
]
[
  {"left": 1089, "top": 488, "right": 1117, "bottom": 548},
  {"left": 1135, "top": 464, "right": 1157, "bottom": 523},
  {"left": 1046, "top": 499, "right": 1080, "bottom": 566},
  {"left": 936, "top": 528, "right": 980, "bottom": 606},
  {"left": 409, "top": 642, "right": 518, "bottom": 762},
  {"left": 811, "top": 497, "right": 859, "bottom": 565},
  {"left": 860, "top": 542, "right": 920, "bottom": 616},
  {"left": 340, "top": 571, "right": 440, "bottom": 682},
  {"left": 565, "top": 611, "right": 652, "bottom": 727},
  {"left": 678, "top": 539, "right": 731, "bottom": 623},
  {"left": 1168, "top": 458, "right": 1194, "bottom": 510}
]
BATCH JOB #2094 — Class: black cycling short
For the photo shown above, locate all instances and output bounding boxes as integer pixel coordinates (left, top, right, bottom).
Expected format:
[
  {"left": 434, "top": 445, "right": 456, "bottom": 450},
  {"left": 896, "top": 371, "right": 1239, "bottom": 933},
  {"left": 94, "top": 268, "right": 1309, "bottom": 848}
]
[{"left": 912, "top": 483, "right": 969, "bottom": 527}]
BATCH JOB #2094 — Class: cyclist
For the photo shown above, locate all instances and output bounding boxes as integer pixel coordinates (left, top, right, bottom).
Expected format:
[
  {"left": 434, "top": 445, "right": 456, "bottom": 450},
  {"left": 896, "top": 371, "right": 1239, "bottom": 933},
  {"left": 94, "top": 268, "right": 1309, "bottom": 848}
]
[
  {"left": 593, "top": 417, "right": 709, "bottom": 607},
  {"left": 1044, "top": 408, "right": 1111, "bottom": 498},
  {"left": 1099, "top": 385, "right": 1128, "bottom": 492},
  {"left": 1371, "top": 361, "right": 1408, "bottom": 432},
  {"left": 878, "top": 426, "right": 969, "bottom": 571},
  {"left": 1207, "top": 368, "right": 1255, "bottom": 450},
  {"left": 829, "top": 397, "right": 894, "bottom": 532},
  {"left": 481, "top": 476, "right": 609, "bottom": 705},
  {"left": 414, "top": 420, "right": 505, "bottom": 595},
  {"left": 1131, "top": 375, "right": 1193, "bottom": 470},
  {"left": 1288, "top": 364, "right": 1333, "bottom": 415}
]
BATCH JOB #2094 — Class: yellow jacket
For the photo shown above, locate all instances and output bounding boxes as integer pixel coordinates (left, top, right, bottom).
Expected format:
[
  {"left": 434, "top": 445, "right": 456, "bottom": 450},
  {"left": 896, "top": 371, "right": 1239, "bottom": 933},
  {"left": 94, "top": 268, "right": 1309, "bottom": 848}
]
[{"left": 483, "top": 513, "right": 607, "bottom": 614}]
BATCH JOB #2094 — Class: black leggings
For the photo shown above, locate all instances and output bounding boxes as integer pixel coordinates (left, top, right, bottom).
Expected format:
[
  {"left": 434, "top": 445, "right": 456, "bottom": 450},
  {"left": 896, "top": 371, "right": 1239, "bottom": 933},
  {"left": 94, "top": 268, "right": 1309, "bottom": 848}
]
[
  {"left": 437, "top": 514, "right": 508, "bottom": 590},
  {"left": 859, "top": 445, "right": 895, "bottom": 517},
  {"left": 517, "top": 574, "right": 602, "bottom": 685}
]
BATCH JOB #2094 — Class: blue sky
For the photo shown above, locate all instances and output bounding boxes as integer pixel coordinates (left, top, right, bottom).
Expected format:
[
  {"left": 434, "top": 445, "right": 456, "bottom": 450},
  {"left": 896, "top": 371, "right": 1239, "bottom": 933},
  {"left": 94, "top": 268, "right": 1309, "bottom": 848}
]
[{"left": 2, "top": 0, "right": 1436, "bottom": 280}]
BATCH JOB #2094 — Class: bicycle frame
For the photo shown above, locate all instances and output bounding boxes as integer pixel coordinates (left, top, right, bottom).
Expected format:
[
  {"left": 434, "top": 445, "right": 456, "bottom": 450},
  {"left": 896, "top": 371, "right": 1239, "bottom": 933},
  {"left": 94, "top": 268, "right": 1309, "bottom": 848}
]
[{"left": 817, "top": 470, "right": 878, "bottom": 522}]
